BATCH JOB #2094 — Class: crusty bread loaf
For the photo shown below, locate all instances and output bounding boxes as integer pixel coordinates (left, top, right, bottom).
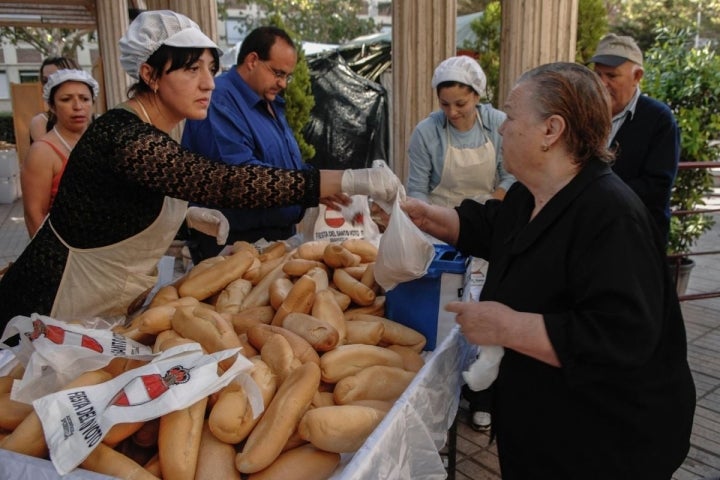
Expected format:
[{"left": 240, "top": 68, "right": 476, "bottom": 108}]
[
  {"left": 298, "top": 405, "right": 385, "bottom": 453},
  {"left": 179, "top": 250, "right": 255, "bottom": 301},
  {"left": 247, "top": 444, "right": 340, "bottom": 480},
  {"left": 235, "top": 362, "right": 321, "bottom": 474},
  {"left": 282, "top": 312, "right": 340, "bottom": 352},
  {"left": 318, "top": 344, "right": 404, "bottom": 383},
  {"left": 333, "top": 365, "right": 416, "bottom": 404},
  {"left": 195, "top": 421, "right": 242, "bottom": 480},
  {"left": 158, "top": 397, "right": 208, "bottom": 480}
]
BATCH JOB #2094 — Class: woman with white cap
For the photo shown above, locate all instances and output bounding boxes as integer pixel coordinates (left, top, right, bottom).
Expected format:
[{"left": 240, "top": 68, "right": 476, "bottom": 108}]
[
  {"left": 407, "top": 55, "right": 514, "bottom": 207},
  {"left": 407, "top": 56, "right": 514, "bottom": 431},
  {"left": 0, "top": 10, "right": 399, "bottom": 330},
  {"left": 21, "top": 69, "right": 99, "bottom": 237}
]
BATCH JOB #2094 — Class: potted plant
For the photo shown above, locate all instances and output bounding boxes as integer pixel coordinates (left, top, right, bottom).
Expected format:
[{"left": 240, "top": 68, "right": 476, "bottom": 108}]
[{"left": 642, "top": 28, "right": 720, "bottom": 294}]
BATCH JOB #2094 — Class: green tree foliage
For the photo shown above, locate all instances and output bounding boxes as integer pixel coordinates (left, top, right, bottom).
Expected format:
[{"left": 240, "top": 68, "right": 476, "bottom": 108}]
[
  {"left": 457, "top": 0, "right": 492, "bottom": 15},
  {"left": 642, "top": 28, "right": 720, "bottom": 255},
  {"left": 576, "top": 0, "right": 608, "bottom": 63},
  {"left": 0, "top": 26, "right": 93, "bottom": 59},
  {"left": 238, "top": 0, "right": 378, "bottom": 44},
  {"left": 466, "top": 0, "right": 605, "bottom": 105},
  {"left": 265, "top": 13, "right": 316, "bottom": 161},
  {"left": 464, "top": 2, "right": 500, "bottom": 106},
  {"left": 610, "top": 0, "right": 720, "bottom": 50}
]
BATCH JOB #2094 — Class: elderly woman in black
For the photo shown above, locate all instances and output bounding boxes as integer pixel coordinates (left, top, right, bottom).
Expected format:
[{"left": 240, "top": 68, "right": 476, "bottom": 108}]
[{"left": 403, "top": 62, "right": 695, "bottom": 479}]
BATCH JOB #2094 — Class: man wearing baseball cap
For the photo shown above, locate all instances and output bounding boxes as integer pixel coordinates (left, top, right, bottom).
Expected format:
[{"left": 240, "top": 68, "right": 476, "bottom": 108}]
[{"left": 590, "top": 33, "right": 680, "bottom": 246}]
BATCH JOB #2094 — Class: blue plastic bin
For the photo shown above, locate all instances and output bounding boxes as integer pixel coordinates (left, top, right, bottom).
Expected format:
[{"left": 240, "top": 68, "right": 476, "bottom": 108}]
[{"left": 385, "top": 245, "right": 469, "bottom": 350}]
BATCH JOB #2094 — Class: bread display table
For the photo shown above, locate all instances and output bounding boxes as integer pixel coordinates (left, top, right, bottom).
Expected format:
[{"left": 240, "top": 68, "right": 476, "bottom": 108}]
[{"left": 330, "top": 318, "right": 476, "bottom": 479}]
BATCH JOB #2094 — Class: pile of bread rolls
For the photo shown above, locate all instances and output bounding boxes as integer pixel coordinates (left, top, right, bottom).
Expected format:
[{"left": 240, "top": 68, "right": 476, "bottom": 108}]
[{"left": 0, "top": 238, "right": 427, "bottom": 480}]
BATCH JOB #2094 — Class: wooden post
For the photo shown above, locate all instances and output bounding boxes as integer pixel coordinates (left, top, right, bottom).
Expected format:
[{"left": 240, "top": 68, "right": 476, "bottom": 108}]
[
  {"left": 498, "top": 0, "right": 578, "bottom": 106},
  {"left": 391, "top": 0, "right": 457, "bottom": 183},
  {"left": 95, "top": 0, "right": 131, "bottom": 111}
]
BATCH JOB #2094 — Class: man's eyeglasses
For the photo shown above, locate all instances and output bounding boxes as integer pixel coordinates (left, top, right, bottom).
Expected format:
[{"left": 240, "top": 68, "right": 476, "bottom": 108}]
[{"left": 260, "top": 60, "right": 293, "bottom": 84}]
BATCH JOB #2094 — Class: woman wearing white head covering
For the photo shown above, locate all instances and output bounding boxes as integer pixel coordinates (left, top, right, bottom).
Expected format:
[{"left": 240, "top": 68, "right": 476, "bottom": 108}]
[
  {"left": 0, "top": 10, "right": 400, "bottom": 329},
  {"left": 407, "top": 56, "right": 515, "bottom": 431},
  {"left": 407, "top": 56, "right": 515, "bottom": 207},
  {"left": 21, "top": 69, "right": 99, "bottom": 237}
]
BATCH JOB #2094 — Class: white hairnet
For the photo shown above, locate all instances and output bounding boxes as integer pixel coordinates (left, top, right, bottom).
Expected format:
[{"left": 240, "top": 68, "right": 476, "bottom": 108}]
[
  {"left": 431, "top": 56, "right": 487, "bottom": 96},
  {"left": 43, "top": 69, "right": 99, "bottom": 102},
  {"left": 119, "top": 10, "right": 221, "bottom": 79}
]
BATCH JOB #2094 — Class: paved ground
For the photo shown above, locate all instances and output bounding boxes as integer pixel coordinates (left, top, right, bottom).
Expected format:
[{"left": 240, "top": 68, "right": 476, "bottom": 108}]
[{"left": 2, "top": 192, "right": 720, "bottom": 479}]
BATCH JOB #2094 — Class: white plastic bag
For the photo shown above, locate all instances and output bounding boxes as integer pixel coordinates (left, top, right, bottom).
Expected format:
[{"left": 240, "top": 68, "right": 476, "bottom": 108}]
[
  {"left": 462, "top": 344, "right": 504, "bottom": 391},
  {"left": 374, "top": 186, "right": 435, "bottom": 291}
]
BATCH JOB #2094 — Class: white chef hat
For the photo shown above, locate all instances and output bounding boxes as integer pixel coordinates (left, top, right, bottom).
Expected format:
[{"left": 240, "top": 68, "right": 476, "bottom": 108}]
[
  {"left": 119, "top": 10, "right": 222, "bottom": 80},
  {"left": 43, "top": 69, "right": 100, "bottom": 102},
  {"left": 431, "top": 55, "right": 487, "bottom": 96}
]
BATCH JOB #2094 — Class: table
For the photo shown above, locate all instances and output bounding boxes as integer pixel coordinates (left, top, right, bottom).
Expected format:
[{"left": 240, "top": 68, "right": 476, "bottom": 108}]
[{"left": 330, "top": 322, "right": 476, "bottom": 479}]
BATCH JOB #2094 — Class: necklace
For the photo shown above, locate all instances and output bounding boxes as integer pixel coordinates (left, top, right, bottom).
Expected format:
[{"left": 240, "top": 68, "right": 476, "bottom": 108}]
[
  {"left": 135, "top": 97, "right": 152, "bottom": 125},
  {"left": 53, "top": 126, "right": 74, "bottom": 152}
]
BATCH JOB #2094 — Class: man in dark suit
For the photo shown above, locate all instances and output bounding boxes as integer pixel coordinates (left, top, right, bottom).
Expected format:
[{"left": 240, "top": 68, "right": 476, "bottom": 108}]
[{"left": 590, "top": 34, "right": 680, "bottom": 246}]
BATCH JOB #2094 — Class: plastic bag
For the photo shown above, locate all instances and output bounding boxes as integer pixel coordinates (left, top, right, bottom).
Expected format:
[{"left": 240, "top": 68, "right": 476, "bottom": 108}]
[
  {"left": 374, "top": 186, "right": 435, "bottom": 291},
  {"left": 462, "top": 344, "right": 504, "bottom": 391}
]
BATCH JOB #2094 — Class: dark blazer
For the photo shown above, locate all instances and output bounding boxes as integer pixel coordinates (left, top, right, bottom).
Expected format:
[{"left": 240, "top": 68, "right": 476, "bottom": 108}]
[
  {"left": 611, "top": 94, "right": 680, "bottom": 245},
  {"left": 455, "top": 160, "right": 695, "bottom": 479}
]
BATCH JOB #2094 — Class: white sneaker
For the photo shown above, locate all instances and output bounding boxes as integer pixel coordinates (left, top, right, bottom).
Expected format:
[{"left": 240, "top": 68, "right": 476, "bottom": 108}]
[{"left": 471, "top": 411, "right": 491, "bottom": 431}]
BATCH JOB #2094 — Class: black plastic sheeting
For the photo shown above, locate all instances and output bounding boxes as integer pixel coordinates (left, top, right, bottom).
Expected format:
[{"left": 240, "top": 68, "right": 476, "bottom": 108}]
[{"left": 303, "top": 44, "right": 391, "bottom": 170}]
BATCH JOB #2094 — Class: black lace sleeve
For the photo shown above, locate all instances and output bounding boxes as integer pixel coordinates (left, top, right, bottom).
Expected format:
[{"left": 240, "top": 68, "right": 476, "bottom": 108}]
[
  {"left": 51, "top": 108, "right": 320, "bottom": 248},
  {"left": 110, "top": 109, "right": 320, "bottom": 209}
]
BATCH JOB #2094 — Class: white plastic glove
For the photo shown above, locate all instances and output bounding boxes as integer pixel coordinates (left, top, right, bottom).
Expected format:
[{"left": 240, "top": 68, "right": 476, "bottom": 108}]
[
  {"left": 185, "top": 206, "right": 230, "bottom": 245},
  {"left": 341, "top": 159, "right": 402, "bottom": 208},
  {"left": 462, "top": 345, "right": 505, "bottom": 391}
]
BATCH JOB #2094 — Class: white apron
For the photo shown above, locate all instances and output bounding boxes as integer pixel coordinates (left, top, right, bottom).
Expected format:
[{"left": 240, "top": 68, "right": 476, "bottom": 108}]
[
  {"left": 428, "top": 112, "right": 497, "bottom": 208},
  {"left": 49, "top": 196, "right": 188, "bottom": 321}
]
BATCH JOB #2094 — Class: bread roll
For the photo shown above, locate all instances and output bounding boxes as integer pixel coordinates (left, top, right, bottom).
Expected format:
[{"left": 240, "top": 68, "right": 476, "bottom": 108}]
[
  {"left": 345, "top": 319, "right": 384, "bottom": 346},
  {"left": 195, "top": 421, "right": 242, "bottom": 480},
  {"left": 283, "top": 258, "right": 327, "bottom": 277},
  {"left": 223, "top": 305, "right": 275, "bottom": 335},
  {"left": 311, "top": 289, "right": 347, "bottom": 345},
  {"left": 215, "top": 278, "right": 253, "bottom": 314},
  {"left": 179, "top": 250, "right": 255, "bottom": 301},
  {"left": 296, "top": 240, "right": 331, "bottom": 261},
  {"left": 333, "top": 365, "right": 416, "bottom": 404},
  {"left": 271, "top": 274, "right": 316, "bottom": 326},
  {"left": 341, "top": 238, "right": 378, "bottom": 263},
  {"left": 333, "top": 268, "right": 375, "bottom": 306},
  {"left": 318, "top": 344, "right": 403, "bottom": 383},
  {"left": 298, "top": 405, "right": 385, "bottom": 453},
  {"left": 247, "top": 324, "right": 320, "bottom": 366},
  {"left": 347, "top": 313, "right": 426, "bottom": 352},
  {"left": 247, "top": 444, "right": 340, "bottom": 480},
  {"left": 282, "top": 312, "right": 340, "bottom": 352},
  {"left": 241, "top": 257, "right": 289, "bottom": 309},
  {"left": 386, "top": 344, "right": 426, "bottom": 372},
  {"left": 81, "top": 442, "right": 160, "bottom": 480},
  {"left": 158, "top": 397, "right": 208, "bottom": 480},
  {"left": 235, "top": 362, "right": 321, "bottom": 473},
  {"left": 323, "top": 243, "right": 361, "bottom": 269}
]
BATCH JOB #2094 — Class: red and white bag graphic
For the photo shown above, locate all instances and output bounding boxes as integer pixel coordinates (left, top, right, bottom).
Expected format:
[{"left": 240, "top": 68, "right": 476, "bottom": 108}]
[{"left": 34, "top": 342, "right": 256, "bottom": 475}]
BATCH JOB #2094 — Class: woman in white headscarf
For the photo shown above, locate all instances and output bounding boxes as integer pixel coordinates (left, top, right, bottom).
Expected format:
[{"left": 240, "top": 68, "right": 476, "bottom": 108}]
[
  {"left": 407, "top": 56, "right": 515, "bottom": 207},
  {"left": 407, "top": 56, "right": 515, "bottom": 431},
  {"left": 0, "top": 10, "right": 400, "bottom": 331},
  {"left": 22, "top": 69, "right": 99, "bottom": 237}
]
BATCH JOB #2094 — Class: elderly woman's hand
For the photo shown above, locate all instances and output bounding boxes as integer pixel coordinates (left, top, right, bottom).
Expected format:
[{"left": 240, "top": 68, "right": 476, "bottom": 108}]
[
  {"left": 447, "top": 300, "right": 560, "bottom": 367},
  {"left": 400, "top": 197, "right": 430, "bottom": 229},
  {"left": 446, "top": 300, "right": 511, "bottom": 346}
]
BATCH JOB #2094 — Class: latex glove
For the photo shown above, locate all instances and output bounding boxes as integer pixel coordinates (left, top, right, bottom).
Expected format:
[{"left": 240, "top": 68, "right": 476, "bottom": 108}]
[
  {"left": 185, "top": 206, "right": 229, "bottom": 245},
  {"left": 462, "top": 345, "right": 505, "bottom": 391},
  {"left": 341, "top": 159, "right": 401, "bottom": 208}
]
